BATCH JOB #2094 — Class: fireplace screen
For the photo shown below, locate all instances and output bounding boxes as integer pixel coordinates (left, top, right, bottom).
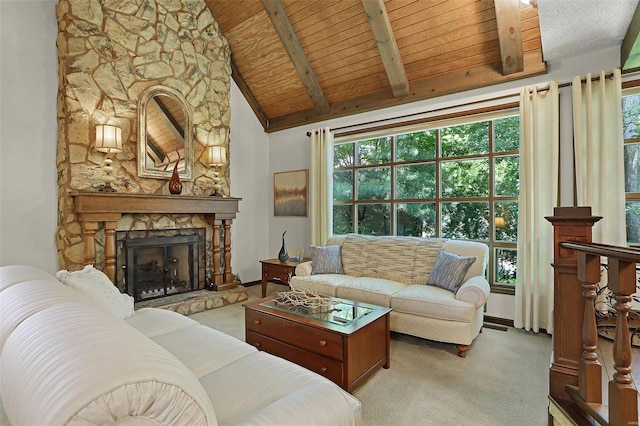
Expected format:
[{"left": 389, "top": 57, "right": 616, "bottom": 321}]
[{"left": 116, "top": 228, "right": 205, "bottom": 302}]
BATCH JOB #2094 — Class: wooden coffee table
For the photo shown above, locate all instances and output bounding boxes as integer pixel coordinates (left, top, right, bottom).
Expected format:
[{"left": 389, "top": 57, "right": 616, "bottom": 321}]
[{"left": 244, "top": 294, "right": 391, "bottom": 392}]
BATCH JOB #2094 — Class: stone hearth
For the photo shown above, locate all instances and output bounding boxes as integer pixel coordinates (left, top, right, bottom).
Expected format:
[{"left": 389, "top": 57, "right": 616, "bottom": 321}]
[{"left": 135, "top": 286, "right": 247, "bottom": 315}]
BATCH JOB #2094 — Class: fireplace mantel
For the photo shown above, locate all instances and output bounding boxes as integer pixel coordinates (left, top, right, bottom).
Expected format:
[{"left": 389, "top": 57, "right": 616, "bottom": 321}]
[{"left": 71, "top": 191, "right": 241, "bottom": 290}]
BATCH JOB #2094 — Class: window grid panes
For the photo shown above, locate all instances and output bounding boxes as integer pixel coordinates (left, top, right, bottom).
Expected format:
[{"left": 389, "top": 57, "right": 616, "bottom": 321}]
[
  {"left": 333, "top": 113, "right": 520, "bottom": 291},
  {"left": 622, "top": 91, "right": 640, "bottom": 244}
]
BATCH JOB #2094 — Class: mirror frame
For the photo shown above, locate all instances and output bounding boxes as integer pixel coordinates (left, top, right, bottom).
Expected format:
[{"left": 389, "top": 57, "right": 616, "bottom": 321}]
[{"left": 137, "top": 85, "right": 193, "bottom": 180}]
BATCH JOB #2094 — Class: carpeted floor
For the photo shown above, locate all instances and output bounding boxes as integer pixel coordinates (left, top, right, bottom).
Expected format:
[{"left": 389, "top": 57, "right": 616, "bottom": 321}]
[{"left": 189, "top": 283, "right": 553, "bottom": 426}]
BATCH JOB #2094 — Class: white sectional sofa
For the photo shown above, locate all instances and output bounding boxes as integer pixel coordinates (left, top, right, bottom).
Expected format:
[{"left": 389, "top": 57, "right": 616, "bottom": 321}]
[
  {"left": 0, "top": 265, "right": 361, "bottom": 425},
  {"left": 291, "top": 234, "right": 490, "bottom": 357}
]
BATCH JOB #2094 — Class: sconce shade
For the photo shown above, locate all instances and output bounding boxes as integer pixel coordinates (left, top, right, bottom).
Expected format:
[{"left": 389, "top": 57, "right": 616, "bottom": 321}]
[
  {"left": 207, "top": 145, "right": 226, "bottom": 166},
  {"left": 95, "top": 125, "right": 123, "bottom": 153}
]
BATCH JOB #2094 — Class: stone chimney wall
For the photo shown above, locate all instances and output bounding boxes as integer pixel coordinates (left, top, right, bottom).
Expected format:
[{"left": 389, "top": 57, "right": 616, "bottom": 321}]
[{"left": 56, "top": 0, "right": 231, "bottom": 272}]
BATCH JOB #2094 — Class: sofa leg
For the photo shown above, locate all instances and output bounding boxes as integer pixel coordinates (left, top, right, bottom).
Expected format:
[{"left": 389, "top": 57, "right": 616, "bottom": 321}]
[{"left": 456, "top": 345, "right": 469, "bottom": 358}]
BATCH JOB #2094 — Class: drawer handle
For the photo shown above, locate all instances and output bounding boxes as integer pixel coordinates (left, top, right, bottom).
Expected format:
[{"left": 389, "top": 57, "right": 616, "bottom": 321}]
[
  {"left": 319, "top": 340, "right": 327, "bottom": 347},
  {"left": 320, "top": 366, "right": 328, "bottom": 374},
  {"left": 254, "top": 319, "right": 261, "bottom": 325}
]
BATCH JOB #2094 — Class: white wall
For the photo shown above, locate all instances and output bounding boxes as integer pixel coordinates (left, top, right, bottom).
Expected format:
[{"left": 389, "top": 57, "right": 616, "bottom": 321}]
[
  {"left": 0, "top": 1, "right": 59, "bottom": 273},
  {"left": 265, "top": 47, "right": 622, "bottom": 319},
  {"left": 0, "top": 0, "right": 625, "bottom": 320},
  {"left": 229, "top": 81, "right": 270, "bottom": 283}
]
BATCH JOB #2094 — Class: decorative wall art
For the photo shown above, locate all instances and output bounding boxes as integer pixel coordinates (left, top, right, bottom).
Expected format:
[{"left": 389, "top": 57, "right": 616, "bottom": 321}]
[{"left": 274, "top": 169, "right": 308, "bottom": 217}]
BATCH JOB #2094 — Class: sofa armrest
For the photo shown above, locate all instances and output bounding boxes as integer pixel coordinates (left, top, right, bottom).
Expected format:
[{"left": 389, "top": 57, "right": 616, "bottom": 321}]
[
  {"left": 295, "top": 261, "right": 313, "bottom": 277},
  {"left": 455, "top": 276, "right": 490, "bottom": 307}
]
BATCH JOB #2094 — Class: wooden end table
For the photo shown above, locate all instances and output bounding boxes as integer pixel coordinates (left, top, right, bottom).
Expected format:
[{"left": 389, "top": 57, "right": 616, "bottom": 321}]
[
  {"left": 260, "top": 258, "right": 310, "bottom": 298},
  {"left": 244, "top": 295, "right": 391, "bottom": 392}
]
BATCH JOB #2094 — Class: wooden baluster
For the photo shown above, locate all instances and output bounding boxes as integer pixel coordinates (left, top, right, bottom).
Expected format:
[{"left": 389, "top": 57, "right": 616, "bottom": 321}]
[
  {"left": 81, "top": 220, "right": 98, "bottom": 267},
  {"left": 103, "top": 220, "right": 118, "bottom": 284},
  {"left": 607, "top": 258, "right": 638, "bottom": 426},
  {"left": 212, "top": 219, "right": 222, "bottom": 286},
  {"left": 577, "top": 252, "right": 602, "bottom": 403},
  {"left": 223, "top": 219, "right": 233, "bottom": 283}
]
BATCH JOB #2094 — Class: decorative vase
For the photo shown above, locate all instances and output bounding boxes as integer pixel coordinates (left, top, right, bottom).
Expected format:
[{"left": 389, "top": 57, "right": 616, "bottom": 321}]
[
  {"left": 169, "top": 162, "right": 182, "bottom": 194},
  {"left": 278, "top": 231, "right": 289, "bottom": 263}
]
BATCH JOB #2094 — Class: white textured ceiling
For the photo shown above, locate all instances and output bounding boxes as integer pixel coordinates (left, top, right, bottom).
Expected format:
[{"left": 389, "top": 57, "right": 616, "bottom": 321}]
[{"left": 537, "top": 0, "right": 639, "bottom": 61}]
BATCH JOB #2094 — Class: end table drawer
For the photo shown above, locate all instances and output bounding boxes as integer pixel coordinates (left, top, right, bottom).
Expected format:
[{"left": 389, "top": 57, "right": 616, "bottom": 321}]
[
  {"left": 246, "top": 310, "right": 343, "bottom": 360},
  {"left": 262, "top": 263, "right": 293, "bottom": 283},
  {"left": 247, "top": 331, "right": 344, "bottom": 386}
]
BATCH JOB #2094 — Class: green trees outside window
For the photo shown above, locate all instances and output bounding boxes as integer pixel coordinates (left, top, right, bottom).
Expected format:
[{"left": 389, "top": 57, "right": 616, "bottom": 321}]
[
  {"left": 333, "top": 112, "right": 520, "bottom": 290},
  {"left": 623, "top": 92, "right": 640, "bottom": 244}
]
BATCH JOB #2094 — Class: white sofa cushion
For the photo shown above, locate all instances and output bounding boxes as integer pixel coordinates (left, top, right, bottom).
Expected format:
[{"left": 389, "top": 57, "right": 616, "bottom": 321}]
[
  {"left": 391, "top": 285, "right": 477, "bottom": 323},
  {"left": 198, "top": 351, "right": 361, "bottom": 425},
  {"left": 127, "top": 307, "right": 198, "bottom": 337},
  {"left": 336, "top": 277, "right": 407, "bottom": 307},
  {"left": 150, "top": 323, "right": 257, "bottom": 379},
  {"left": 290, "top": 273, "right": 355, "bottom": 296},
  {"left": 56, "top": 264, "right": 134, "bottom": 319}
]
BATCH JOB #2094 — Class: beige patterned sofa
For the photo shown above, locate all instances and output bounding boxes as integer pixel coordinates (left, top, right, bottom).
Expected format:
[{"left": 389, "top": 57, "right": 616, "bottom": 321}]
[
  {"left": 0, "top": 265, "right": 361, "bottom": 425},
  {"left": 291, "top": 234, "right": 490, "bottom": 357}
]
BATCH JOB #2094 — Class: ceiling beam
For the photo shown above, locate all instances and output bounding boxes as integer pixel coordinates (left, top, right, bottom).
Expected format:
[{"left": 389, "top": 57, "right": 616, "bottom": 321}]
[
  {"left": 361, "top": 0, "right": 409, "bottom": 97},
  {"left": 231, "top": 60, "right": 269, "bottom": 129},
  {"left": 265, "top": 51, "right": 546, "bottom": 133},
  {"left": 494, "top": 0, "right": 524, "bottom": 75},
  {"left": 260, "top": 0, "right": 330, "bottom": 114},
  {"left": 621, "top": 0, "right": 640, "bottom": 71}
]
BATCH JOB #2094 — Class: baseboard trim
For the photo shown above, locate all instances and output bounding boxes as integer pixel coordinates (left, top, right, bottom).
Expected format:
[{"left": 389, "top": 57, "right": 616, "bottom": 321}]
[
  {"left": 483, "top": 315, "right": 514, "bottom": 328},
  {"left": 242, "top": 280, "right": 261, "bottom": 287}
]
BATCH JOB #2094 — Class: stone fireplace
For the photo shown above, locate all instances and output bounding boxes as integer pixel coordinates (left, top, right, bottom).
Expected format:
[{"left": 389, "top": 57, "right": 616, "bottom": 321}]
[{"left": 55, "top": 0, "right": 235, "bottom": 285}]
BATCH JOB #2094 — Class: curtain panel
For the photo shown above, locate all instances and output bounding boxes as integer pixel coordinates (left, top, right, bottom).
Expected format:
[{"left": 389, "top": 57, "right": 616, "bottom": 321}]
[
  {"left": 310, "top": 128, "right": 334, "bottom": 246},
  {"left": 572, "top": 68, "right": 626, "bottom": 245},
  {"left": 514, "top": 82, "right": 559, "bottom": 334}
]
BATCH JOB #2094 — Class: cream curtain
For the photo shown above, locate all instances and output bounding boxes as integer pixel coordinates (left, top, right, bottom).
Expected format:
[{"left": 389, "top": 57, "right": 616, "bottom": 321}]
[
  {"left": 572, "top": 69, "right": 626, "bottom": 245},
  {"left": 514, "top": 82, "right": 559, "bottom": 334},
  {"left": 310, "top": 127, "right": 334, "bottom": 246}
]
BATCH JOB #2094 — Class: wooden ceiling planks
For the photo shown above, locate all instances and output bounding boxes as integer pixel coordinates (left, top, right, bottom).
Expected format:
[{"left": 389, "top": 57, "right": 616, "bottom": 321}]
[{"left": 204, "top": 0, "right": 547, "bottom": 132}]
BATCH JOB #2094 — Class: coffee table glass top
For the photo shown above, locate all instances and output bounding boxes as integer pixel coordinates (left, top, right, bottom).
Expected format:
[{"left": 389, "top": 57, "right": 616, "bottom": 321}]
[{"left": 260, "top": 296, "right": 374, "bottom": 326}]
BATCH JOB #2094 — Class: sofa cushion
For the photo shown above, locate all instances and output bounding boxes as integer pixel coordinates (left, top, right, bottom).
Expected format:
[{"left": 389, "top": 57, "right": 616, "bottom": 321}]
[
  {"left": 310, "top": 244, "right": 344, "bottom": 274},
  {"left": 150, "top": 323, "right": 257, "bottom": 379},
  {"left": 427, "top": 250, "right": 476, "bottom": 292},
  {"left": 198, "top": 351, "right": 360, "bottom": 425},
  {"left": 391, "top": 285, "right": 477, "bottom": 323},
  {"left": 336, "top": 277, "right": 407, "bottom": 307},
  {"left": 340, "top": 234, "right": 444, "bottom": 285},
  {"left": 290, "top": 273, "right": 357, "bottom": 296},
  {"left": 56, "top": 265, "right": 134, "bottom": 320},
  {"left": 127, "top": 307, "right": 198, "bottom": 337}
]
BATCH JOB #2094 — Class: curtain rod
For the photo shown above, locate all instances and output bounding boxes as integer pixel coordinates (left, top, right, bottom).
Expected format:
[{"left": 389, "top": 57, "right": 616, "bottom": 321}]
[{"left": 306, "top": 70, "right": 640, "bottom": 137}]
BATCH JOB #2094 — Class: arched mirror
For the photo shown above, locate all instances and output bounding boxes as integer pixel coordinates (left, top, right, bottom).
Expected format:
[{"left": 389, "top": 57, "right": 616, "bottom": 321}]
[{"left": 138, "top": 86, "right": 193, "bottom": 180}]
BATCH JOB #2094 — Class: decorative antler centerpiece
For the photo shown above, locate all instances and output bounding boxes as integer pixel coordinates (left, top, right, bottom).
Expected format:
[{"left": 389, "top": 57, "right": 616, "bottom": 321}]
[{"left": 276, "top": 288, "right": 338, "bottom": 309}]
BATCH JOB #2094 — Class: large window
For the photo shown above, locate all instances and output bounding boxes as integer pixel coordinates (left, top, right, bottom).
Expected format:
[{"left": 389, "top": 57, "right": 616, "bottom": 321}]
[
  {"left": 333, "top": 110, "right": 520, "bottom": 291},
  {"left": 623, "top": 89, "right": 640, "bottom": 244}
]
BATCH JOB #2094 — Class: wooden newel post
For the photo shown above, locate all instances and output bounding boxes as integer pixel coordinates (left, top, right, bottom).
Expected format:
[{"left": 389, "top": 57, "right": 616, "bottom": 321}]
[{"left": 545, "top": 206, "right": 601, "bottom": 403}]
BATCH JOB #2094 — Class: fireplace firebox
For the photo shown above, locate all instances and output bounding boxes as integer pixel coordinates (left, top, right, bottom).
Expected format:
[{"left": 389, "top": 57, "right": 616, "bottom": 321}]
[{"left": 116, "top": 228, "right": 206, "bottom": 302}]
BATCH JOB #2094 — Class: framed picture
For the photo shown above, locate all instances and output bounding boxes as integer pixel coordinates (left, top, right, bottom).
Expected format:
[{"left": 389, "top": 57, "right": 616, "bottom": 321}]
[{"left": 274, "top": 169, "right": 308, "bottom": 217}]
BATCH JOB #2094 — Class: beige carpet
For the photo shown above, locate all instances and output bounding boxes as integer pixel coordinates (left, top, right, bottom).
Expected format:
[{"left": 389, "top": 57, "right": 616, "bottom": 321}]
[{"left": 189, "top": 283, "right": 553, "bottom": 426}]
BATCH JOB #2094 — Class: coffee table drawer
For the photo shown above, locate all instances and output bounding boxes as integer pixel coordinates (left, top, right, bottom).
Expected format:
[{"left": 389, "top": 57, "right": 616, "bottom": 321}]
[
  {"left": 247, "top": 330, "right": 344, "bottom": 386},
  {"left": 246, "top": 310, "right": 343, "bottom": 360}
]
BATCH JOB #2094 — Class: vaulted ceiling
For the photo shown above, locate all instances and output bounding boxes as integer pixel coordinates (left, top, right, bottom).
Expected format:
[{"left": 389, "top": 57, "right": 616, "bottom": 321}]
[{"left": 205, "top": 0, "right": 547, "bottom": 133}]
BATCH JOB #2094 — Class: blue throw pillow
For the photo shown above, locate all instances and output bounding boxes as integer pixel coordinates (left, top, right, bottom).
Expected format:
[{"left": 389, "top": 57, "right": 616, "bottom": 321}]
[
  {"left": 310, "top": 245, "right": 344, "bottom": 275},
  {"left": 426, "top": 250, "right": 476, "bottom": 293}
]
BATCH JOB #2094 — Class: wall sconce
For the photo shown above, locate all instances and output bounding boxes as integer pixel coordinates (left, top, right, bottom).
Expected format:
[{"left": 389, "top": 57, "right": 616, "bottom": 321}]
[{"left": 94, "top": 124, "right": 123, "bottom": 192}]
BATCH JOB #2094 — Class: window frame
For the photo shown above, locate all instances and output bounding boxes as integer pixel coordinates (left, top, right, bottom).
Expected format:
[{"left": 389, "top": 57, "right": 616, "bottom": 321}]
[
  {"left": 333, "top": 105, "right": 520, "bottom": 294},
  {"left": 622, "top": 84, "right": 640, "bottom": 244}
]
